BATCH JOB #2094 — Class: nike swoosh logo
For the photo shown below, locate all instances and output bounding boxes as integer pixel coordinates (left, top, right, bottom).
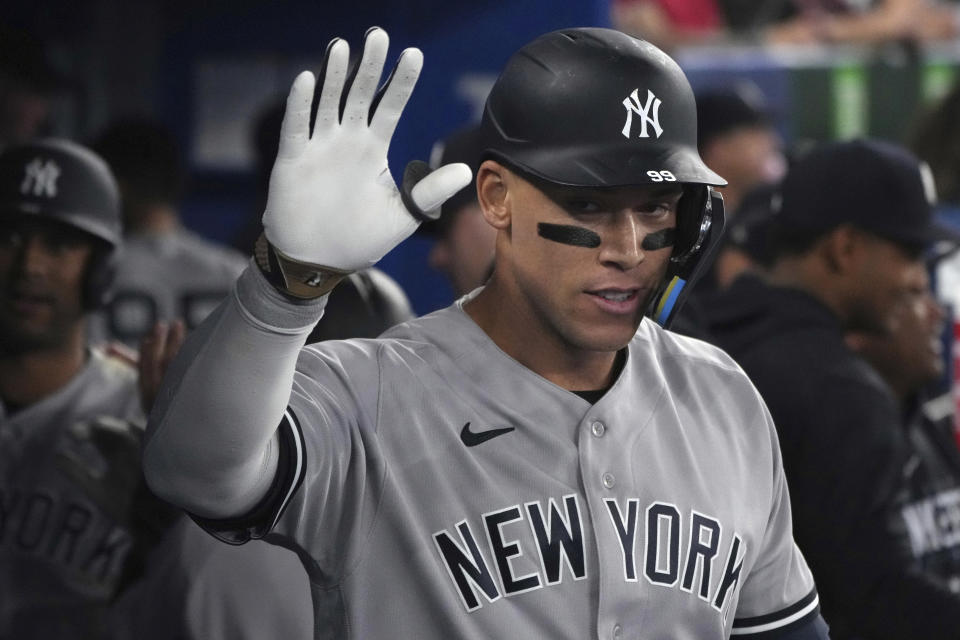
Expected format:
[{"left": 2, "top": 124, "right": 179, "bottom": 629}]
[{"left": 460, "top": 422, "right": 515, "bottom": 447}]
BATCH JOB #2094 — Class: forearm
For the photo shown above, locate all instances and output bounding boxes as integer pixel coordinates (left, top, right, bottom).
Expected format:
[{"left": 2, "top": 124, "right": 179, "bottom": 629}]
[{"left": 143, "top": 264, "right": 326, "bottom": 517}]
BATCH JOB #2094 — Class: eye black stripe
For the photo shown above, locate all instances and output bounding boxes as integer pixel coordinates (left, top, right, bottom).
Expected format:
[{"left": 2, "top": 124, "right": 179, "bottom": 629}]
[{"left": 537, "top": 223, "right": 601, "bottom": 248}]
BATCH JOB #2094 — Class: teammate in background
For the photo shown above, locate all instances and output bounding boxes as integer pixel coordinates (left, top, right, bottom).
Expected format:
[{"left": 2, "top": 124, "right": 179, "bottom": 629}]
[
  {"left": 87, "top": 118, "right": 248, "bottom": 346},
  {"left": 911, "top": 79, "right": 960, "bottom": 374},
  {"left": 0, "top": 139, "right": 172, "bottom": 638},
  {"left": 420, "top": 124, "right": 496, "bottom": 298},
  {"left": 696, "top": 84, "right": 785, "bottom": 231},
  {"left": 846, "top": 261, "right": 960, "bottom": 593},
  {"left": 694, "top": 84, "right": 785, "bottom": 291},
  {"left": 143, "top": 27, "right": 829, "bottom": 638},
  {"left": 706, "top": 139, "right": 960, "bottom": 639},
  {"left": 672, "top": 83, "right": 787, "bottom": 339}
]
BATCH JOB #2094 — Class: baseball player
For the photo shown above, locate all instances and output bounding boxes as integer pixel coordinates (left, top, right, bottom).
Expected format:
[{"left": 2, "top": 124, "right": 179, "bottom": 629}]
[
  {"left": 86, "top": 119, "right": 248, "bottom": 347},
  {"left": 421, "top": 124, "right": 496, "bottom": 298},
  {"left": 144, "top": 27, "right": 829, "bottom": 638},
  {"left": 847, "top": 262, "right": 960, "bottom": 594},
  {"left": 0, "top": 139, "right": 172, "bottom": 638},
  {"left": 705, "top": 140, "right": 960, "bottom": 639}
]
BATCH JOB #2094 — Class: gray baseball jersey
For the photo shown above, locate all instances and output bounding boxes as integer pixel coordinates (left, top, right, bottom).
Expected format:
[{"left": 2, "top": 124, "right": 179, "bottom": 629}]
[
  {"left": 0, "top": 347, "right": 147, "bottom": 639},
  {"left": 197, "top": 292, "right": 819, "bottom": 639},
  {"left": 88, "top": 227, "right": 248, "bottom": 346}
]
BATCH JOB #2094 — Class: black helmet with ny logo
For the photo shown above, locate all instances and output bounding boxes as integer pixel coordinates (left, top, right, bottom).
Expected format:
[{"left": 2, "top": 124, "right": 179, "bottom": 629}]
[{"left": 0, "top": 138, "right": 121, "bottom": 308}]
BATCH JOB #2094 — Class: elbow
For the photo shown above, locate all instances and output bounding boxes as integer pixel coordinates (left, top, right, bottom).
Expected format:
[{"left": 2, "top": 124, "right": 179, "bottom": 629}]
[
  {"left": 142, "top": 424, "right": 277, "bottom": 519},
  {"left": 142, "top": 440, "right": 230, "bottom": 516}
]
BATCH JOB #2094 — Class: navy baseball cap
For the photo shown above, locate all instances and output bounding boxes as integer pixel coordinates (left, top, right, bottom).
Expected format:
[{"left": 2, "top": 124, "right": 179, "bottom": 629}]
[
  {"left": 419, "top": 125, "right": 483, "bottom": 237},
  {"left": 775, "top": 139, "right": 960, "bottom": 252}
]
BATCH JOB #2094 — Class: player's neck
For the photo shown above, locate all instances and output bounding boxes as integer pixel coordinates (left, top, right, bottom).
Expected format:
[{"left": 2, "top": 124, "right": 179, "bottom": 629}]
[
  {"left": 0, "top": 324, "right": 87, "bottom": 408},
  {"left": 767, "top": 257, "right": 848, "bottom": 322},
  {"left": 466, "top": 283, "right": 620, "bottom": 392}
]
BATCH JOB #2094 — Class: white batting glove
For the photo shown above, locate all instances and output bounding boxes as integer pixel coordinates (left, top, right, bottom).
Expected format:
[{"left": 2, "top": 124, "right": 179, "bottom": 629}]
[{"left": 261, "top": 27, "right": 472, "bottom": 273}]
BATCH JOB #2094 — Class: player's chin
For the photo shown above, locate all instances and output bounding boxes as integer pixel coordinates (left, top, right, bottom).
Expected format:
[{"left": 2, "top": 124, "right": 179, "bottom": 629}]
[
  {"left": 0, "top": 323, "right": 56, "bottom": 353},
  {"left": 569, "top": 316, "right": 643, "bottom": 353}
]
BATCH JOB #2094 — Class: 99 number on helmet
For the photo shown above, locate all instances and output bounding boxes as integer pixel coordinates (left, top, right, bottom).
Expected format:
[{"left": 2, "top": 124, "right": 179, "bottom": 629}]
[{"left": 646, "top": 170, "right": 677, "bottom": 182}]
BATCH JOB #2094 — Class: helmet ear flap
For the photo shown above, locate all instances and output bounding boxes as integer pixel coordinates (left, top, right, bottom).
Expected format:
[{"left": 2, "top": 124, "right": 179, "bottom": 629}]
[
  {"left": 646, "top": 186, "right": 725, "bottom": 328},
  {"left": 674, "top": 185, "right": 709, "bottom": 259}
]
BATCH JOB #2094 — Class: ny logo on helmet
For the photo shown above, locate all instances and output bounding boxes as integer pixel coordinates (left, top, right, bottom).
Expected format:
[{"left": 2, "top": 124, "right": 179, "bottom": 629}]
[
  {"left": 20, "top": 158, "right": 61, "bottom": 198},
  {"left": 621, "top": 89, "right": 663, "bottom": 140}
]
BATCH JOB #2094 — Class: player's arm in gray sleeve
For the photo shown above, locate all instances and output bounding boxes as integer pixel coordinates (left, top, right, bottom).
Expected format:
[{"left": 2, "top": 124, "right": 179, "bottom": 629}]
[
  {"left": 142, "top": 27, "right": 470, "bottom": 519},
  {"left": 142, "top": 266, "right": 325, "bottom": 517},
  {"left": 731, "top": 398, "right": 830, "bottom": 639}
]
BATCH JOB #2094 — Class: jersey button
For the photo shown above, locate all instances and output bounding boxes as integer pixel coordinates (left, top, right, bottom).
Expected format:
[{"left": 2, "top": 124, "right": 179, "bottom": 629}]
[
  {"left": 602, "top": 472, "right": 616, "bottom": 489},
  {"left": 613, "top": 624, "right": 623, "bottom": 638},
  {"left": 591, "top": 420, "right": 606, "bottom": 437}
]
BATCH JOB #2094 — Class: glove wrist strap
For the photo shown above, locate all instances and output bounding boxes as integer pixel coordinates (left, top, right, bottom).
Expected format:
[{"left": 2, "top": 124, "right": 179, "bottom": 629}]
[{"left": 254, "top": 232, "right": 351, "bottom": 300}]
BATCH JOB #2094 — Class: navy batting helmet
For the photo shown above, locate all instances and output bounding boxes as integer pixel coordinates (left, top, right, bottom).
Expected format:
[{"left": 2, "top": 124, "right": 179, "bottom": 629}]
[
  {"left": 0, "top": 138, "right": 121, "bottom": 309},
  {"left": 479, "top": 28, "right": 726, "bottom": 328}
]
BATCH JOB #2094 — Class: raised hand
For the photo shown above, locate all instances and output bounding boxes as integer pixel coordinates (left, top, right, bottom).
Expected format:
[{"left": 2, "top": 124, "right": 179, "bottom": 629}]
[{"left": 261, "top": 27, "right": 472, "bottom": 274}]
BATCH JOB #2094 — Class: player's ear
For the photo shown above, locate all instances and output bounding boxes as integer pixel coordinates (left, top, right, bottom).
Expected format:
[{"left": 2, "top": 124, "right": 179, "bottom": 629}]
[
  {"left": 820, "top": 224, "right": 860, "bottom": 275},
  {"left": 476, "top": 160, "right": 511, "bottom": 230}
]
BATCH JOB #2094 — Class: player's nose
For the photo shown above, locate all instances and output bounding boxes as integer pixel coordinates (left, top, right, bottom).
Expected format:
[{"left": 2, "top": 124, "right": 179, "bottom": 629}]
[
  {"left": 598, "top": 212, "right": 643, "bottom": 270},
  {"left": 14, "top": 234, "right": 55, "bottom": 277}
]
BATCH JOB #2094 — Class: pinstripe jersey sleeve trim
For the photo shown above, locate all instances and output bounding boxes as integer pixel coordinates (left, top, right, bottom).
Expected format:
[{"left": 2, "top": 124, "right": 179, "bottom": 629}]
[
  {"left": 731, "top": 588, "right": 820, "bottom": 637},
  {"left": 188, "top": 408, "right": 307, "bottom": 545},
  {"left": 269, "top": 408, "right": 307, "bottom": 530}
]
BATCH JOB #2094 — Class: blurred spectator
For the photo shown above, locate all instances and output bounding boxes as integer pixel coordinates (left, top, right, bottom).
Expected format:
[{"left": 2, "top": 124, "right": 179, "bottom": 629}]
[
  {"left": 0, "top": 26, "right": 65, "bottom": 150},
  {"left": 420, "top": 124, "right": 495, "bottom": 298},
  {"left": 695, "top": 83, "right": 786, "bottom": 289},
  {"left": 0, "top": 139, "right": 174, "bottom": 638},
  {"left": 88, "top": 118, "right": 248, "bottom": 346},
  {"left": 846, "top": 259, "right": 960, "bottom": 594},
  {"left": 236, "top": 98, "right": 414, "bottom": 343},
  {"left": 716, "top": 0, "right": 795, "bottom": 37},
  {"left": 910, "top": 79, "right": 960, "bottom": 402},
  {"left": 611, "top": 0, "right": 726, "bottom": 50},
  {"left": 707, "top": 139, "right": 960, "bottom": 639},
  {"left": 763, "top": 0, "right": 960, "bottom": 45}
]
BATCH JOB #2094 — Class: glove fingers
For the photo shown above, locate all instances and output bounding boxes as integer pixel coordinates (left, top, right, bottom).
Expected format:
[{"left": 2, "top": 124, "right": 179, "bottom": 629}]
[
  {"left": 277, "top": 71, "right": 316, "bottom": 160},
  {"left": 314, "top": 38, "right": 350, "bottom": 136},
  {"left": 410, "top": 162, "right": 473, "bottom": 214},
  {"left": 342, "top": 27, "right": 389, "bottom": 128},
  {"left": 369, "top": 47, "right": 423, "bottom": 145}
]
